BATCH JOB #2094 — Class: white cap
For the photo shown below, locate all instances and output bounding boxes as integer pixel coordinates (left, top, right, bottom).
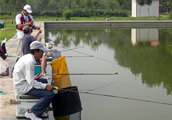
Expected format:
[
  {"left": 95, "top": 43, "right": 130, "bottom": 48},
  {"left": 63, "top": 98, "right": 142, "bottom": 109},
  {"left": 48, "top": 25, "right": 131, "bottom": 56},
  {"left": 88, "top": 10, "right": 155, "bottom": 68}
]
[
  {"left": 23, "top": 5, "right": 32, "bottom": 13},
  {"left": 30, "top": 41, "right": 48, "bottom": 53}
]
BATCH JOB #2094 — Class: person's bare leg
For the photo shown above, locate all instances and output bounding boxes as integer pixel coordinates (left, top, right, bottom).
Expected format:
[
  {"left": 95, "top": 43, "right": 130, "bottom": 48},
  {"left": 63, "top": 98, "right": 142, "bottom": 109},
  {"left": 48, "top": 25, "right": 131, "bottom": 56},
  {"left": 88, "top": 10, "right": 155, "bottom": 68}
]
[{"left": 40, "top": 56, "right": 47, "bottom": 75}]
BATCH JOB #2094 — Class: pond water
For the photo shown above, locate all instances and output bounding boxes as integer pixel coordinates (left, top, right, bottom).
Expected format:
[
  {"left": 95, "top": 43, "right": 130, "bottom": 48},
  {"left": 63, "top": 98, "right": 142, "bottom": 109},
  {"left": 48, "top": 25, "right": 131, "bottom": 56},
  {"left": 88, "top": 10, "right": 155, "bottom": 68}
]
[{"left": 46, "top": 28, "right": 172, "bottom": 120}]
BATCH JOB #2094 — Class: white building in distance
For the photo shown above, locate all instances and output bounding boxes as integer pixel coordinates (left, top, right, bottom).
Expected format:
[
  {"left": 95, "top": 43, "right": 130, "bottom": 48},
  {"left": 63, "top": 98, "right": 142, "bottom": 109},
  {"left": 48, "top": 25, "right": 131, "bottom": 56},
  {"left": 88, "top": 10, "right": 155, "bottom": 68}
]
[{"left": 132, "top": 0, "right": 159, "bottom": 17}]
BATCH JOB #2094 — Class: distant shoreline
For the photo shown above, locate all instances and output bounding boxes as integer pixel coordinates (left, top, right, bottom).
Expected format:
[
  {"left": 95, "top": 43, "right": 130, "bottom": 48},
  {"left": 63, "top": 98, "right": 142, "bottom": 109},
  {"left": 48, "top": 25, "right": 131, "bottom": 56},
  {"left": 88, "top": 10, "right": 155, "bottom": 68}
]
[{"left": 45, "top": 21, "right": 172, "bottom": 29}]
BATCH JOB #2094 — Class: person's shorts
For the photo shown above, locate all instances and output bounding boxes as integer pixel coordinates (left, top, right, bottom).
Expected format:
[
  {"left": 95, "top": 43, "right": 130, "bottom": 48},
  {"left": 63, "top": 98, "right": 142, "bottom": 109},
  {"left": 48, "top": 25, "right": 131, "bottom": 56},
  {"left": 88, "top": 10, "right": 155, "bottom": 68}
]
[
  {"left": 36, "top": 58, "right": 40, "bottom": 62},
  {"left": 35, "top": 58, "right": 41, "bottom": 65}
]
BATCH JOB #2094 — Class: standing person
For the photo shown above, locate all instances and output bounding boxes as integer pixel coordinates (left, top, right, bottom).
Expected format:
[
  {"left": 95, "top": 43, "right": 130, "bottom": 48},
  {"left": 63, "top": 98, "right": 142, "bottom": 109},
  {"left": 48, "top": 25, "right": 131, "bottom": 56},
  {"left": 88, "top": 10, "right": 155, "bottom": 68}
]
[
  {"left": 13, "top": 41, "right": 56, "bottom": 120},
  {"left": 22, "top": 25, "right": 47, "bottom": 76},
  {"left": 15, "top": 5, "right": 40, "bottom": 59}
]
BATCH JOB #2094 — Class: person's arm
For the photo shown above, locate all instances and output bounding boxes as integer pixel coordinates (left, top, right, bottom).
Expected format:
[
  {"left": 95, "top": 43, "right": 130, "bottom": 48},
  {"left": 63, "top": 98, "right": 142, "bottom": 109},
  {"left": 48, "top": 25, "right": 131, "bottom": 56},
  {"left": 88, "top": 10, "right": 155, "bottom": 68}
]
[
  {"left": 15, "top": 14, "right": 33, "bottom": 29},
  {"left": 32, "top": 26, "right": 40, "bottom": 30},
  {"left": 17, "top": 21, "right": 33, "bottom": 29},
  {"left": 30, "top": 16, "right": 40, "bottom": 30},
  {"left": 24, "top": 61, "right": 46, "bottom": 89},
  {"left": 46, "top": 85, "right": 55, "bottom": 91},
  {"left": 34, "top": 30, "right": 42, "bottom": 38},
  {"left": 37, "top": 37, "right": 41, "bottom": 42}
]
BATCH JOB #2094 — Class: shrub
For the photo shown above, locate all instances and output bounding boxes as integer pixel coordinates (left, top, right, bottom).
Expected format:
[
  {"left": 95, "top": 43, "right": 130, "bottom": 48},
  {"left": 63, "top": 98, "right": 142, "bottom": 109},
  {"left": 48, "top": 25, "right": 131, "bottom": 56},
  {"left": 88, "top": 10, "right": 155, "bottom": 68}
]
[
  {"left": 168, "top": 11, "right": 172, "bottom": 19},
  {"left": 63, "top": 10, "right": 73, "bottom": 20},
  {"left": 0, "top": 9, "right": 129, "bottom": 18}
]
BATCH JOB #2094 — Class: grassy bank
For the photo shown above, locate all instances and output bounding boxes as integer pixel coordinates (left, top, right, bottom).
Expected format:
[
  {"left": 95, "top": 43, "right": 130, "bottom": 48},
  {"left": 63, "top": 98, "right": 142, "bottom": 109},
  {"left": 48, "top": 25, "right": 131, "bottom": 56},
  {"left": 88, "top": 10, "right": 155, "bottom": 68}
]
[
  {"left": 34, "top": 16, "right": 170, "bottom": 21},
  {"left": 0, "top": 22, "right": 16, "bottom": 42},
  {"left": 0, "top": 15, "right": 171, "bottom": 42},
  {"left": 0, "top": 15, "right": 16, "bottom": 42}
]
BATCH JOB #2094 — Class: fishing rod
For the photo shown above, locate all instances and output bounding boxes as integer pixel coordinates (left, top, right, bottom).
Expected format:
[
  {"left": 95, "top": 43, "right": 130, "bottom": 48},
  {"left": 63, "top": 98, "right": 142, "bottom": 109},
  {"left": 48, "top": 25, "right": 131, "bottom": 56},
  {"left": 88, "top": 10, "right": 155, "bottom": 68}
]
[
  {"left": 91, "top": 75, "right": 133, "bottom": 92},
  {"left": 65, "top": 55, "right": 93, "bottom": 57},
  {"left": 46, "top": 44, "right": 85, "bottom": 52},
  {"left": 58, "top": 46, "right": 117, "bottom": 65},
  {"left": 46, "top": 39, "right": 77, "bottom": 46},
  {"left": 67, "top": 90, "right": 172, "bottom": 106},
  {"left": 47, "top": 72, "right": 118, "bottom": 75},
  {"left": 59, "top": 46, "right": 84, "bottom": 52},
  {"left": 46, "top": 41, "right": 117, "bottom": 64}
]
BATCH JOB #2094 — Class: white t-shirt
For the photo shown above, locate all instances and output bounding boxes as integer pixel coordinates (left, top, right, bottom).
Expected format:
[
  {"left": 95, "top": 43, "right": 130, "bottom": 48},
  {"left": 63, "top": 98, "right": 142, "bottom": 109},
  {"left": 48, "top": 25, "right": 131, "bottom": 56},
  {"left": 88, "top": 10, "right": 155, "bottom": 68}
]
[
  {"left": 15, "top": 12, "right": 35, "bottom": 39},
  {"left": 13, "top": 54, "right": 46, "bottom": 94}
]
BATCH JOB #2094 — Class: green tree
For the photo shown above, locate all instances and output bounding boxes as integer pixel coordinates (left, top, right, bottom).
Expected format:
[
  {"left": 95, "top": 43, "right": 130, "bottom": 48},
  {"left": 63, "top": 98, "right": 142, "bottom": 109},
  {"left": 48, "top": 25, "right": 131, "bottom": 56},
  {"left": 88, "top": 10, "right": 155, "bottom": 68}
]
[
  {"left": 92, "top": 0, "right": 100, "bottom": 19},
  {"left": 85, "top": 0, "right": 93, "bottom": 9},
  {"left": 47, "top": 0, "right": 58, "bottom": 11},
  {"left": 13, "top": 0, "right": 26, "bottom": 11},
  {"left": 54, "top": 0, "right": 63, "bottom": 10},
  {"left": 106, "top": 0, "right": 117, "bottom": 10},
  {"left": 63, "top": 10, "right": 73, "bottom": 20},
  {"left": 166, "top": 0, "right": 172, "bottom": 19},
  {"left": 61, "top": 0, "right": 75, "bottom": 9},
  {"left": 145, "top": 0, "right": 152, "bottom": 18},
  {"left": 72, "top": 0, "right": 83, "bottom": 9},
  {"left": 36, "top": 0, "right": 50, "bottom": 14},
  {"left": 137, "top": 0, "right": 145, "bottom": 18},
  {"left": 0, "top": 0, "right": 12, "bottom": 27},
  {"left": 117, "top": 0, "right": 124, "bottom": 18},
  {"left": 121, "top": 0, "right": 131, "bottom": 10},
  {"left": 26, "top": 0, "right": 33, "bottom": 6},
  {"left": 160, "top": 0, "right": 169, "bottom": 13}
]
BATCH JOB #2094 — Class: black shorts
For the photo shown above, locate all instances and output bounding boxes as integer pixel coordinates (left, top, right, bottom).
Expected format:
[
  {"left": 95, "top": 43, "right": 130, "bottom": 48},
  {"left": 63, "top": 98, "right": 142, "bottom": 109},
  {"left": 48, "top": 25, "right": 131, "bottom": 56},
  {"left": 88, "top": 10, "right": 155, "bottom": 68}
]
[{"left": 36, "top": 58, "right": 40, "bottom": 62}]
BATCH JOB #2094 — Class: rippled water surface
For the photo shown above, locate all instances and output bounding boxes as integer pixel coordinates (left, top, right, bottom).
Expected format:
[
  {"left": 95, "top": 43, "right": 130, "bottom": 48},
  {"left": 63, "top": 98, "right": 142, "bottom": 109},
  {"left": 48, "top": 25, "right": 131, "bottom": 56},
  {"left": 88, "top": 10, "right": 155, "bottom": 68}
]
[{"left": 46, "top": 28, "right": 172, "bottom": 120}]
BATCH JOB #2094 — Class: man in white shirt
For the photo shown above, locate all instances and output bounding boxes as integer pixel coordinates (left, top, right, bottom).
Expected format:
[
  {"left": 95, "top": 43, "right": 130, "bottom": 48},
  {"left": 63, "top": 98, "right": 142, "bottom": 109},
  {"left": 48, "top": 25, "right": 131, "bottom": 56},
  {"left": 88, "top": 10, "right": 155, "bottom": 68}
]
[
  {"left": 13, "top": 41, "right": 56, "bottom": 120},
  {"left": 15, "top": 5, "right": 40, "bottom": 59}
]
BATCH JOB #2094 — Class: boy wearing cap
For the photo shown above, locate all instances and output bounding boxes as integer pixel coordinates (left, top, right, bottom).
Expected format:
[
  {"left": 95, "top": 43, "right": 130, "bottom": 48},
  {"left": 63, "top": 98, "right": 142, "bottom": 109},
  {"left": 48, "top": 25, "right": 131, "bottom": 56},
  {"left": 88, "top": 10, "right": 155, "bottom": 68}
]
[
  {"left": 13, "top": 41, "right": 56, "bottom": 120},
  {"left": 22, "top": 25, "right": 47, "bottom": 76},
  {"left": 15, "top": 5, "right": 40, "bottom": 59}
]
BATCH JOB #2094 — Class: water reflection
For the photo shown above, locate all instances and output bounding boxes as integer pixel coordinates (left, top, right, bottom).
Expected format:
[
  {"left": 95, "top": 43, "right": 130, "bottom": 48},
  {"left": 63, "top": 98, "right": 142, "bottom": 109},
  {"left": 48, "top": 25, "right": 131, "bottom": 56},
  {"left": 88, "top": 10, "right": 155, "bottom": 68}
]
[
  {"left": 131, "top": 28, "right": 159, "bottom": 47},
  {"left": 45, "top": 28, "right": 172, "bottom": 95}
]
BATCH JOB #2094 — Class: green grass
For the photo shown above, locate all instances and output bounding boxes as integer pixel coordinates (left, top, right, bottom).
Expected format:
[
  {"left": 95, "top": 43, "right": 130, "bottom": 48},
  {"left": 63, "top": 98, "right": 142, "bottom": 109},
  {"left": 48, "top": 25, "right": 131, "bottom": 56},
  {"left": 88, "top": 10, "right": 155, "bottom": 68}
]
[
  {"left": 0, "top": 17, "right": 16, "bottom": 42},
  {"left": 0, "top": 29, "right": 16, "bottom": 42},
  {"left": 34, "top": 16, "right": 171, "bottom": 21},
  {"left": 0, "top": 15, "right": 172, "bottom": 42}
]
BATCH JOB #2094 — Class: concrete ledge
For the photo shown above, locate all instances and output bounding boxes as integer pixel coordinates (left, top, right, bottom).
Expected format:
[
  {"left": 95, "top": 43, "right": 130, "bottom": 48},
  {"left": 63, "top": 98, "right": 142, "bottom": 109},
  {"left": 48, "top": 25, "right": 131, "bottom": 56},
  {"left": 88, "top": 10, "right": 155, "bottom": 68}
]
[{"left": 45, "top": 21, "right": 172, "bottom": 29}]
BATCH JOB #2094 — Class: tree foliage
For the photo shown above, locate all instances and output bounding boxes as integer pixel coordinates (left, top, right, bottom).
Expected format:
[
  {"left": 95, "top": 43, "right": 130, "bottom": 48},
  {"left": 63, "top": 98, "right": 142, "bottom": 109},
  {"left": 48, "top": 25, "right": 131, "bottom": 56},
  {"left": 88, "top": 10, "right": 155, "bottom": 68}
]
[
  {"left": 117, "top": 0, "right": 125, "bottom": 18},
  {"left": 146, "top": 0, "right": 152, "bottom": 5},
  {"left": 2, "top": 0, "right": 172, "bottom": 18},
  {"left": 63, "top": 10, "right": 73, "bottom": 20},
  {"left": 145, "top": 0, "right": 152, "bottom": 18},
  {"left": 137, "top": 0, "right": 145, "bottom": 18},
  {"left": 137, "top": 0, "right": 145, "bottom": 6},
  {"left": 106, "top": 0, "right": 118, "bottom": 10}
]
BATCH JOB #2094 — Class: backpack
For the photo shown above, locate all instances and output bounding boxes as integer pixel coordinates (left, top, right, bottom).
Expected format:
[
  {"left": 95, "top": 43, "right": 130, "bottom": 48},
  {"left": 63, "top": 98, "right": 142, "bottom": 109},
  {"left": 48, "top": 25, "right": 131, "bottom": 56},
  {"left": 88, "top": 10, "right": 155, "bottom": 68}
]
[
  {"left": 0, "top": 38, "right": 7, "bottom": 60},
  {"left": 16, "top": 13, "right": 31, "bottom": 30}
]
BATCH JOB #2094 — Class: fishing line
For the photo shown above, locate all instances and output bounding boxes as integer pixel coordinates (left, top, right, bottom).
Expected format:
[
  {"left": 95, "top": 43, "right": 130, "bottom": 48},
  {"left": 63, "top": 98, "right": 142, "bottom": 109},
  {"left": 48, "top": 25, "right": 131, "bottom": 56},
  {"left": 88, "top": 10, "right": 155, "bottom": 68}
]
[
  {"left": 71, "top": 50, "right": 117, "bottom": 64},
  {"left": 46, "top": 46, "right": 84, "bottom": 53},
  {"left": 59, "top": 46, "right": 84, "bottom": 52},
  {"left": 65, "top": 90, "right": 172, "bottom": 106},
  {"left": 58, "top": 46, "right": 117, "bottom": 65},
  {"left": 65, "top": 56, "right": 93, "bottom": 57},
  {"left": 79, "top": 75, "right": 133, "bottom": 93},
  {"left": 46, "top": 40, "right": 117, "bottom": 64},
  {"left": 90, "top": 75, "right": 133, "bottom": 92},
  {"left": 47, "top": 38, "right": 82, "bottom": 47},
  {"left": 39, "top": 20, "right": 41, "bottom": 29}
]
